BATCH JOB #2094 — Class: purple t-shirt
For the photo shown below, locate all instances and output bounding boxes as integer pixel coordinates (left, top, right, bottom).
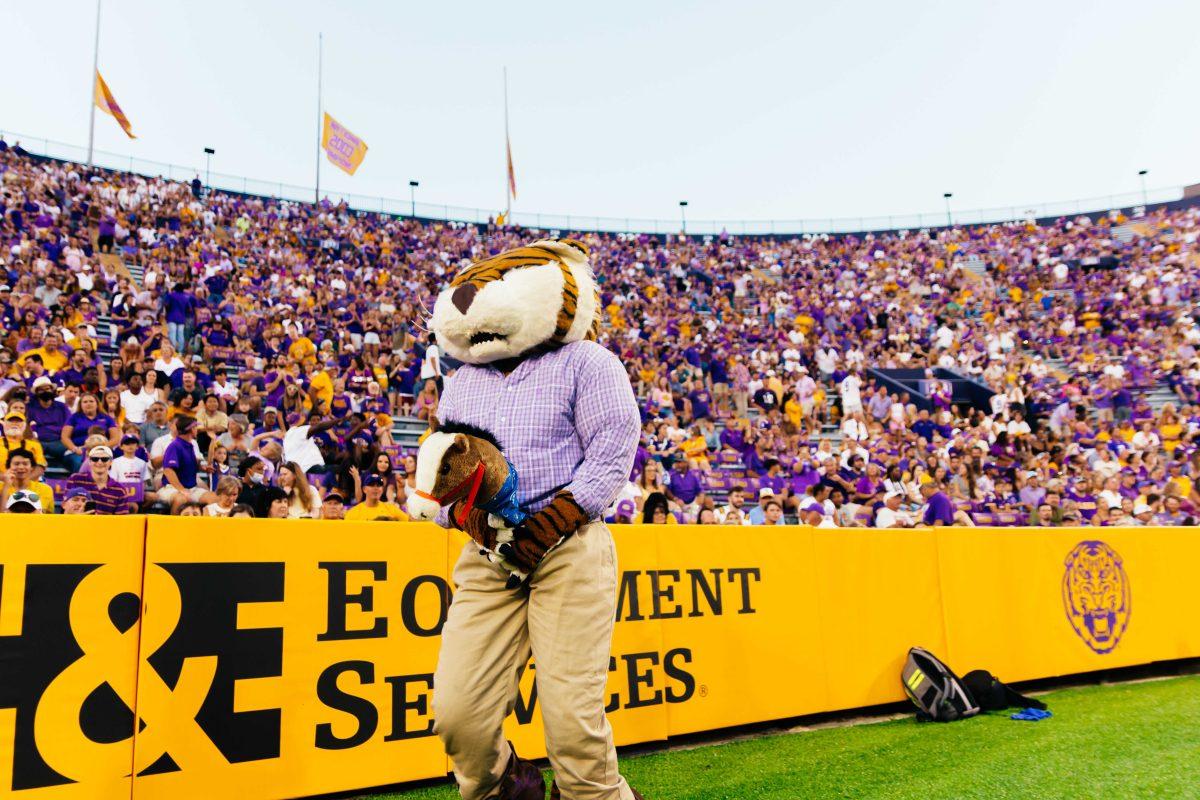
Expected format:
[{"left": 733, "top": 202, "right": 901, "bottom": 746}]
[
  {"left": 162, "top": 437, "right": 200, "bottom": 489},
  {"left": 668, "top": 468, "right": 703, "bottom": 504},
  {"left": 163, "top": 291, "right": 196, "bottom": 324},
  {"left": 28, "top": 399, "right": 71, "bottom": 442},
  {"left": 65, "top": 411, "right": 116, "bottom": 447},
  {"left": 923, "top": 491, "right": 956, "bottom": 525}
]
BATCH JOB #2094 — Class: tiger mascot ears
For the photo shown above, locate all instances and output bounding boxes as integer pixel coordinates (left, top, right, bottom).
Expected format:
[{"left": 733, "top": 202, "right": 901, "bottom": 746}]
[{"left": 429, "top": 238, "right": 601, "bottom": 365}]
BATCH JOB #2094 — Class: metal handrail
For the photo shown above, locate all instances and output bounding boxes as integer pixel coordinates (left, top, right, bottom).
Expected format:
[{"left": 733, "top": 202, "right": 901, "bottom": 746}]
[{"left": 1, "top": 127, "right": 1183, "bottom": 236}]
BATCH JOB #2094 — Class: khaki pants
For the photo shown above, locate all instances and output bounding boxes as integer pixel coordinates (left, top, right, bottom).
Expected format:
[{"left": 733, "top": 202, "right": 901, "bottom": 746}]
[{"left": 433, "top": 522, "right": 635, "bottom": 800}]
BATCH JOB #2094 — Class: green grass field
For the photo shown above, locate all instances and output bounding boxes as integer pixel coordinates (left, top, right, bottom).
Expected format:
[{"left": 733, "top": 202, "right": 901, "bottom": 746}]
[{"left": 366, "top": 674, "right": 1200, "bottom": 800}]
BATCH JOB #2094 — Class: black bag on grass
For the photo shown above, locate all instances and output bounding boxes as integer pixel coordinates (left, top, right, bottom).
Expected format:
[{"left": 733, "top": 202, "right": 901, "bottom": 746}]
[
  {"left": 961, "top": 669, "right": 1046, "bottom": 712},
  {"left": 901, "top": 647, "right": 979, "bottom": 722}
]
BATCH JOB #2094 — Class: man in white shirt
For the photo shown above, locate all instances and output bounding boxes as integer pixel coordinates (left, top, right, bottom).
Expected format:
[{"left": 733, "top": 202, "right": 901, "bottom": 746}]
[
  {"left": 840, "top": 412, "right": 869, "bottom": 443},
  {"left": 1091, "top": 449, "right": 1121, "bottom": 480},
  {"left": 1130, "top": 423, "right": 1160, "bottom": 454},
  {"left": 874, "top": 491, "right": 915, "bottom": 528},
  {"left": 210, "top": 370, "right": 240, "bottom": 404},
  {"left": 714, "top": 485, "right": 753, "bottom": 526},
  {"left": 840, "top": 371, "right": 864, "bottom": 415},
  {"left": 1096, "top": 476, "right": 1123, "bottom": 512},
  {"left": 989, "top": 387, "right": 1009, "bottom": 417},
  {"left": 281, "top": 413, "right": 347, "bottom": 475},
  {"left": 815, "top": 347, "right": 838, "bottom": 378},
  {"left": 1006, "top": 411, "right": 1032, "bottom": 439},
  {"left": 119, "top": 373, "right": 157, "bottom": 424}
]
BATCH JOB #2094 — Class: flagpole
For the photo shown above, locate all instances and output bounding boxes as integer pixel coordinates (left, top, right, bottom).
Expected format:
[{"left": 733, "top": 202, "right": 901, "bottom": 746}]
[
  {"left": 86, "top": 0, "right": 102, "bottom": 166},
  {"left": 315, "top": 32, "right": 323, "bottom": 205},
  {"left": 503, "top": 66, "right": 511, "bottom": 218}
]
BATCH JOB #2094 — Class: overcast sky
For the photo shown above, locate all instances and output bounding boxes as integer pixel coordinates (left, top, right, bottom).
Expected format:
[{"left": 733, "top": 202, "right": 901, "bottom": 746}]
[{"left": 4, "top": 0, "right": 1199, "bottom": 225}]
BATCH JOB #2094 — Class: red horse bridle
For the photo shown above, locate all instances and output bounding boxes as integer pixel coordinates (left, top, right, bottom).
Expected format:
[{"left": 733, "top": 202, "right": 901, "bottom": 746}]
[{"left": 414, "top": 462, "right": 486, "bottom": 528}]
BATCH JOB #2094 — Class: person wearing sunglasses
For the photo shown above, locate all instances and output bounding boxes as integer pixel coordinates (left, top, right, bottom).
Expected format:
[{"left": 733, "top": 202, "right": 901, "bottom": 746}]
[
  {"left": 64, "top": 445, "right": 131, "bottom": 515},
  {"left": 5, "top": 487, "right": 44, "bottom": 514}
]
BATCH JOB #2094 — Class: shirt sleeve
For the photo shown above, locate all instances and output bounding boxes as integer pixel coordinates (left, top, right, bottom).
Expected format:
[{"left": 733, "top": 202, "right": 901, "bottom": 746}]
[
  {"left": 430, "top": 374, "right": 460, "bottom": 529},
  {"left": 564, "top": 343, "right": 642, "bottom": 518},
  {"left": 162, "top": 443, "right": 181, "bottom": 471}
]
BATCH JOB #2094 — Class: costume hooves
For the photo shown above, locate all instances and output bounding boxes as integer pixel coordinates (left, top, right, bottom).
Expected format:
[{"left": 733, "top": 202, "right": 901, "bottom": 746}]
[
  {"left": 496, "top": 744, "right": 544, "bottom": 800},
  {"left": 550, "top": 781, "right": 646, "bottom": 799}
]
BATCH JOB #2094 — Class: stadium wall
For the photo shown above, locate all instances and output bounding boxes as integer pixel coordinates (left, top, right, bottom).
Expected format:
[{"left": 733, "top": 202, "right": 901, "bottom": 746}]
[{"left": 1, "top": 518, "right": 1197, "bottom": 799}]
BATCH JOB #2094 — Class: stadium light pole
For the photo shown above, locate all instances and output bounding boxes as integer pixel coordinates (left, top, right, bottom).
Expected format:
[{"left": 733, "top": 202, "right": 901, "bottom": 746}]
[
  {"left": 1138, "top": 169, "right": 1148, "bottom": 207},
  {"left": 679, "top": 200, "right": 688, "bottom": 234},
  {"left": 315, "top": 33, "right": 323, "bottom": 205},
  {"left": 409, "top": 180, "right": 419, "bottom": 217},
  {"left": 943, "top": 192, "right": 953, "bottom": 227},
  {"left": 203, "top": 147, "right": 215, "bottom": 190}
]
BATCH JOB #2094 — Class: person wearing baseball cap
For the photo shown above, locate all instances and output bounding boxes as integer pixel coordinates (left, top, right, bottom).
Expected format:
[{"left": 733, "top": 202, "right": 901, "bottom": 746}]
[
  {"left": 1132, "top": 503, "right": 1155, "bottom": 525},
  {"left": 747, "top": 487, "right": 776, "bottom": 525},
  {"left": 0, "top": 409, "right": 46, "bottom": 475},
  {"left": 5, "top": 487, "right": 43, "bottom": 513},
  {"left": 320, "top": 489, "right": 347, "bottom": 520},
  {"left": 159, "top": 416, "right": 216, "bottom": 513},
  {"left": 344, "top": 472, "right": 409, "bottom": 521},
  {"left": 61, "top": 487, "right": 96, "bottom": 515},
  {"left": 874, "top": 490, "right": 915, "bottom": 528},
  {"left": 64, "top": 445, "right": 131, "bottom": 515},
  {"left": 24, "top": 376, "right": 71, "bottom": 468}
]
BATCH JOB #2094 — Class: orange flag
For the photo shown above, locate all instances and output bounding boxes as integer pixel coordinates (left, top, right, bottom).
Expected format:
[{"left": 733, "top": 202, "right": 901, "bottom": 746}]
[
  {"left": 93, "top": 70, "right": 136, "bottom": 139},
  {"left": 506, "top": 134, "right": 517, "bottom": 199}
]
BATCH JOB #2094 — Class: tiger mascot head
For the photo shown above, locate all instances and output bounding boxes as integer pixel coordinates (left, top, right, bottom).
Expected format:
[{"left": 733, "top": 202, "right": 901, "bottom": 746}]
[{"left": 429, "top": 238, "right": 601, "bottom": 365}]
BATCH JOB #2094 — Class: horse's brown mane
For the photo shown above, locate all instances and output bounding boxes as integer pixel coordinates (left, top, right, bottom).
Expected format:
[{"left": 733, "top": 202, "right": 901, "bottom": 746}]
[{"left": 438, "top": 420, "right": 505, "bottom": 453}]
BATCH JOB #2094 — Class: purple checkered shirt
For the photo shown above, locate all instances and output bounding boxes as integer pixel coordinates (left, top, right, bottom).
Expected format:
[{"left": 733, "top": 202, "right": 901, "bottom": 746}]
[{"left": 435, "top": 340, "right": 640, "bottom": 522}]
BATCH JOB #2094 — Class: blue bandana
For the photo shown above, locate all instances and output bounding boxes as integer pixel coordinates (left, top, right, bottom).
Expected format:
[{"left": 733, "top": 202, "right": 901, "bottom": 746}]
[{"left": 478, "top": 459, "right": 525, "bottom": 526}]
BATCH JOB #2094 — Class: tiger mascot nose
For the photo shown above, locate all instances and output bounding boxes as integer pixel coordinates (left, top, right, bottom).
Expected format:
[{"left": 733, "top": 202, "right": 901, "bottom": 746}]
[{"left": 452, "top": 282, "right": 478, "bottom": 314}]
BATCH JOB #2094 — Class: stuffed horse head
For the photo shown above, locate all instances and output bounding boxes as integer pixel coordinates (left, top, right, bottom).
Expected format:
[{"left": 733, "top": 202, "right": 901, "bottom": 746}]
[{"left": 406, "top": 419, "right": 512, "bottom": 524}]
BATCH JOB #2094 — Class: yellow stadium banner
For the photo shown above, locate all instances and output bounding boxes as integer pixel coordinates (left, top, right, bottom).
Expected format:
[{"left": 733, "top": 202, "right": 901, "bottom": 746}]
[
  {"left": 811, "top": 528, "right": 948, "bottom": 711},
  {"left": 321, "top": 113, "right": 368, "bottom": 176},
  {"left": 936, "top": 527, "right": 1200, "bottom": 683},
  {"left": 130, "top": 518, "right": 449, "bottom": 800},
  {"left": 654, "top": 526, "right": 825, "bottom": 735},
  {"left": 4, "top": 519, "right": 1200, "bottom": 800},
  {"left": 0, "top": 516, "right": 146, "bottom": 800}
]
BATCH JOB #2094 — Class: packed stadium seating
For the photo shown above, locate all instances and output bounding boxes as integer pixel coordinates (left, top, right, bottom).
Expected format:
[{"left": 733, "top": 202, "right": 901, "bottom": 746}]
[{"left": 3, "top": 139, "right": 1200, "bottom": 527}]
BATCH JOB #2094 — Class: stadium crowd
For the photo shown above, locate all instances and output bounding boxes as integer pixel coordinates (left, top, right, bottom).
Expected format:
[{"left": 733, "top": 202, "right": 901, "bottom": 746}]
[{"left": 3, "top": 140, "right": 1200, "bottom": 528}]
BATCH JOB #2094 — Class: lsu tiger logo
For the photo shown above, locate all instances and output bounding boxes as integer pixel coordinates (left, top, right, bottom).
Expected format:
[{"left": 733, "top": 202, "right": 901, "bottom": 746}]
[{"left": 1062, "top": 540, "right": 1131, "bottom": 654}]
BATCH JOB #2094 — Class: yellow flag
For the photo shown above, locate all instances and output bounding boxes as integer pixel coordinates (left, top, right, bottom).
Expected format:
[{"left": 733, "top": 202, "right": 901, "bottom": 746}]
[
  {"left": 321, "top": 112, "right": 368, "bottom": 175},
  {"left": 93, "top": 70, "right": 136, "bottom": 139}
]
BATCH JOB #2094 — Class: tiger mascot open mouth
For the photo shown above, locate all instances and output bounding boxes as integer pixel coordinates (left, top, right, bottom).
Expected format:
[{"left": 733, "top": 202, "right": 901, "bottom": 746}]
[{"left": 430, "top": 238, "right": 600, "bottom": 364}]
